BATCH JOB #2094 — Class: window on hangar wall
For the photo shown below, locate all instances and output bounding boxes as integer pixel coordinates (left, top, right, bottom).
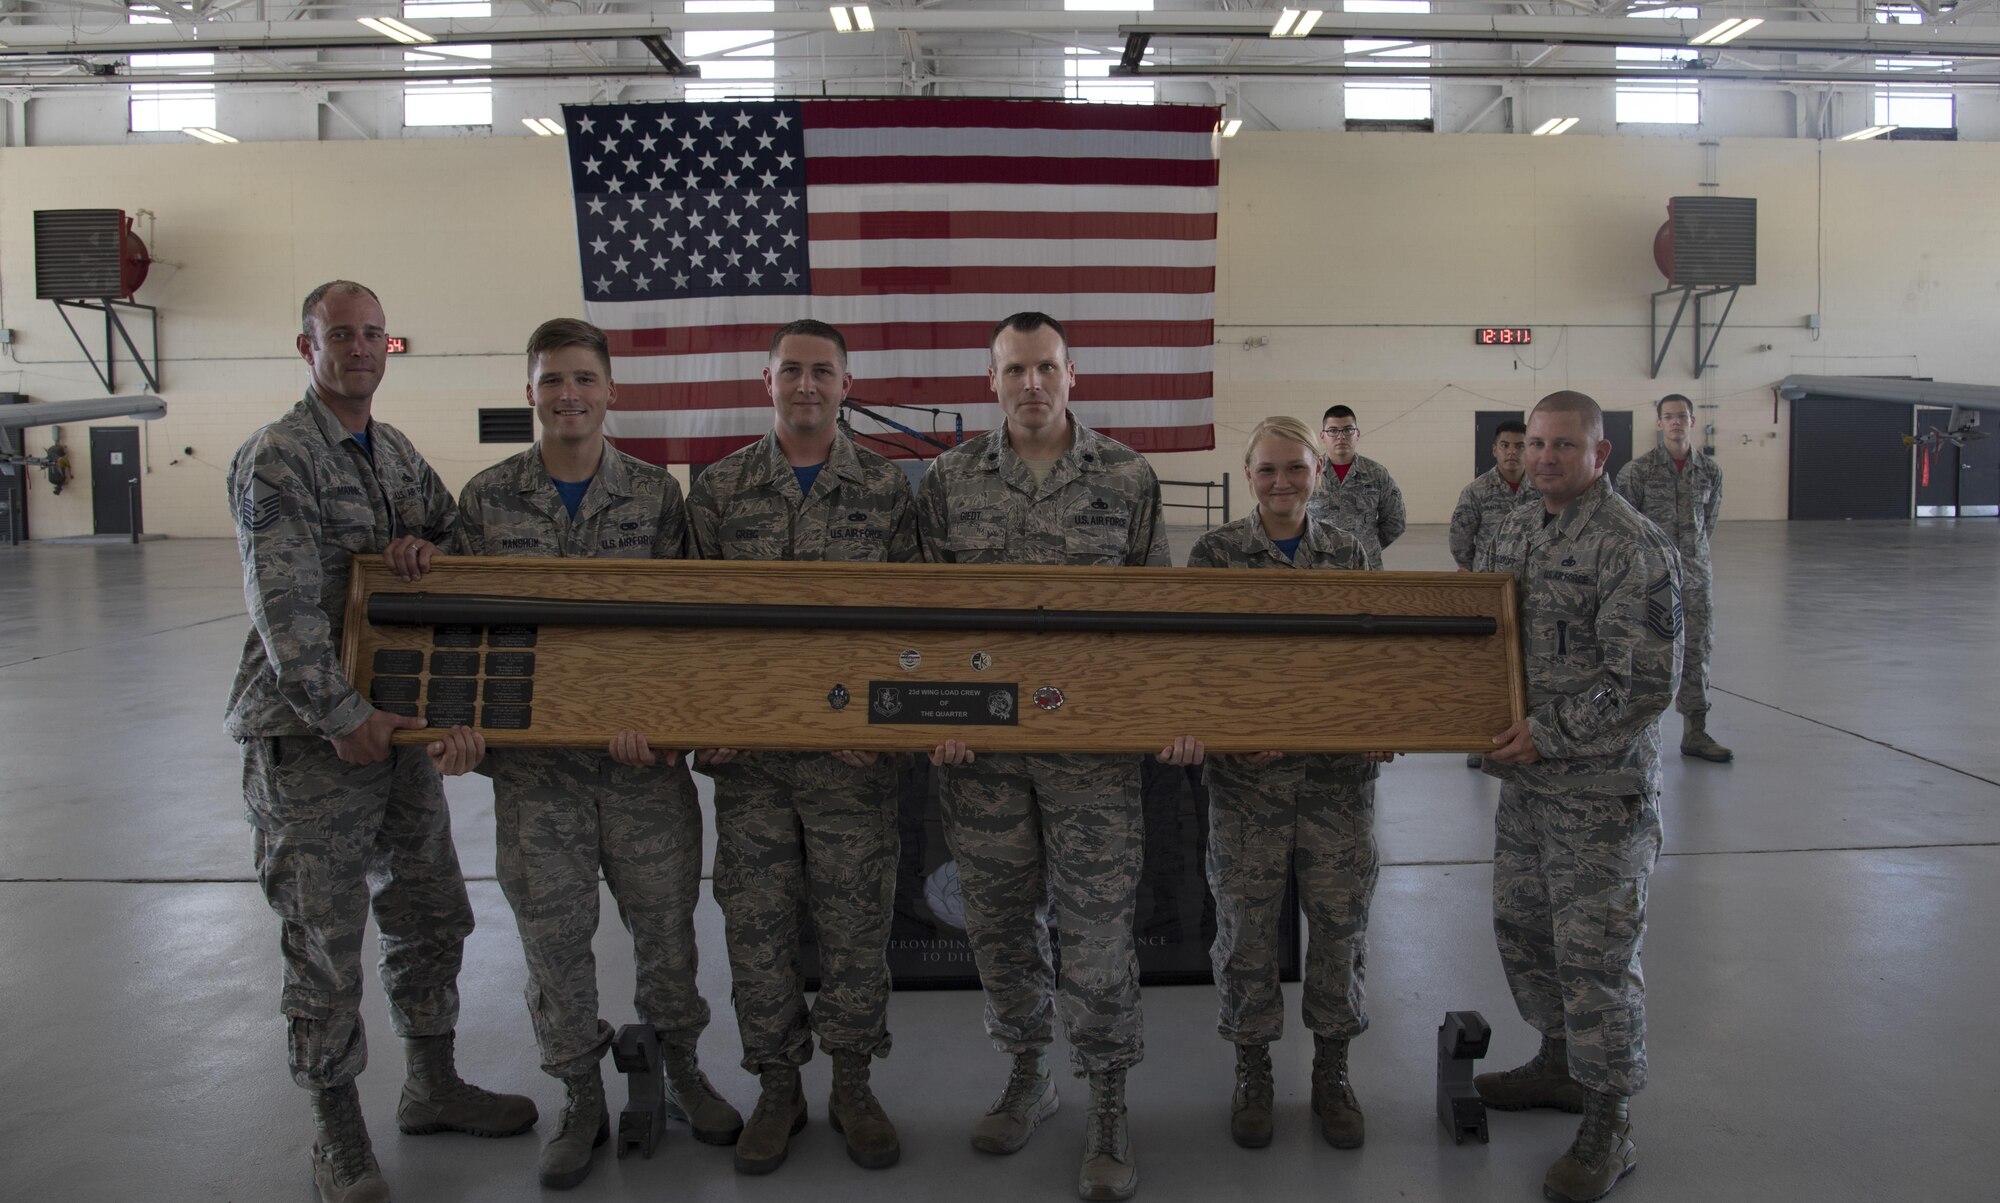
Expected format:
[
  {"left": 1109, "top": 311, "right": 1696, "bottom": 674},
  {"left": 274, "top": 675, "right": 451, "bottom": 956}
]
[
  {"left": 128, "top": 3, "right": 216, "bottom": 134},
  {"left": 1874, "top": 6, "right": 1954, "bottom": 130},
  {"left": 403, "top": 1, "right": 493, "bottom": 128},
  {"left": 1617, "top": 6, "right": 1701, "bottom": 126},
  {"left": 1343, "top": 0, "right": 1433, "bottom": 126},
  {"left": 684, "top": 0, "right": 777, "bottom": 103},
  {"left": 1065, "top": 0, "right": 1157, "bottom": 102}
]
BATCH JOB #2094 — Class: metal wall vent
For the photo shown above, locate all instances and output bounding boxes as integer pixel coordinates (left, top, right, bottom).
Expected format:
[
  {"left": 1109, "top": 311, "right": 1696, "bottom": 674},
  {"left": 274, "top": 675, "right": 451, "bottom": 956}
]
[
  {"left": 35, "top": 210, "right": 141, "bottom": 300},
  {"left": 478, "top": 409, "right": 536, "bottom": 444},
  {"left": 1666, "top": 196, "right": 1757, "bottom": 288}
]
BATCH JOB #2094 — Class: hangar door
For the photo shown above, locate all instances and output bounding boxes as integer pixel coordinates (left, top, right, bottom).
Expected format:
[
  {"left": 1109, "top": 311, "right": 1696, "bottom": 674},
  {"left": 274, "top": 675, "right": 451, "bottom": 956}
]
[
  {"left": 1788, "top": 398, "right": 1912, "bottom": 520},
  {"left": 1914, "top": 407, "right": 2000, "bottom": 517}
]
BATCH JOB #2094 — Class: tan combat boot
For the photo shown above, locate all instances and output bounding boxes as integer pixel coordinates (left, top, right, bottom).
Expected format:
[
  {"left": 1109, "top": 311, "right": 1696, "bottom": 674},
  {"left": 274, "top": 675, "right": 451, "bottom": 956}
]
[
  {"left": 1310, "top": 1035, "right": 1364, "bottom": 1149},
  {"left": 396, "top": 1032, "right": 538, "bottom": 1138},
  {"left": 309, "top": 1081, "right": 390, "bottom": 1203},
  {"left": 970, "top": 1049, "right": 1059, "bottom": 1154},
  {"left": 1680, "top": 712, "right": 1734, "bottom": 763},
  {"left": 827, "top": 1049, "right": 901, "bottom": 1169},
  {"left": 1542, "top": 1089, "right": 1637, "bottom": 1203},
  {"left": 1473, "top": 1034, "right": 1589, "bottom": 1113},
  {"left": 1078, "top": 1069, "right": 1138, "bottom": 1202},
  {"left": 1229, "top": 1043, "right": 1274, "bottom": 1149},
  {"left": 662, "top": 1042, "right": 744, "bottom": 1145},
  {"left": 733, "top": 1065, "right": 807, "bottom": 1175},
  {"left": 537, "top": 1069, "right": 608, "bottom": 1190}
]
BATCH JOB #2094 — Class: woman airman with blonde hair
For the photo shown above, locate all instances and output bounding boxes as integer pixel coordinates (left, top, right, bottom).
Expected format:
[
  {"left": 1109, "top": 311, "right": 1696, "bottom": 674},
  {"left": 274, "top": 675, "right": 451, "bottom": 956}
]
[{"left": 1168, "top": 414, "right": 1391, "bottom": 1154}]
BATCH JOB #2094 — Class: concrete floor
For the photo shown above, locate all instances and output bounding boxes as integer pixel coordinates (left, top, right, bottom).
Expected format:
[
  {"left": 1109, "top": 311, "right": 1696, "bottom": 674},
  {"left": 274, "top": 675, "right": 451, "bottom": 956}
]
[{"left": 2, "top": 521, "right": 1997, "bottom": 1203}]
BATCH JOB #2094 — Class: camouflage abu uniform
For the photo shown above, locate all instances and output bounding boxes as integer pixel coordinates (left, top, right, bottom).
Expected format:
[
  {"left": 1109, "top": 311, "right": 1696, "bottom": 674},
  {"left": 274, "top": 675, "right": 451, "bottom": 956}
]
[
  {"left": 1188, "top": 513, "right": 1382, "bottom": 1047},
  {"left": 1449, "top": 466, "right": 1540, "bottom": 572},
  {"left": 1477, "top": 475, "right": 1683, "bottom": 1096},
  {"left": 1615, "top": 447, "right": 1721, "bottom": 719},
  {"left": 226, "top": 388, "right": 472, "bottom": 1090},
  {"left": 455, "top": 443, "right": 711, "bottom": 1079},
  {"left": 914, "top": 422, "right": 1170, "bottom": 1075},
  {"left": 687, "top": 428, "right": 920, "bottom": 1072},
  {"left": 1306, "top": 454, "right": 1405, "bottom": 570}
]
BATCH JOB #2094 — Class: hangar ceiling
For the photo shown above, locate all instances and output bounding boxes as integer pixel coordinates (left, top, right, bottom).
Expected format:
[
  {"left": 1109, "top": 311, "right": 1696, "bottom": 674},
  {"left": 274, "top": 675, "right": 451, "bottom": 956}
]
[{"left": 0, "top": 1, "right": 1996, "bottom": 136}]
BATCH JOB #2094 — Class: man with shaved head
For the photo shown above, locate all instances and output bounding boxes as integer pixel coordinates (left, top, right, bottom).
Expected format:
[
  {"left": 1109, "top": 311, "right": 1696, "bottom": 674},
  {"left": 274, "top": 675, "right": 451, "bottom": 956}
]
[
  {"left": 227, "top": 281, "right": 536, "bottom": 1203},
  {"left": 1472, "top": 390, "right": 1683, "bottom": 1203}
]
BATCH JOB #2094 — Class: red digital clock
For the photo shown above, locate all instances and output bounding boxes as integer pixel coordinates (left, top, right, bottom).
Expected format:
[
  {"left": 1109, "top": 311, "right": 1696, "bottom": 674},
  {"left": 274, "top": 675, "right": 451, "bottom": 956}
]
[
  {"left": 386, "top": 336, "right": 409, "bottom": 355},
  {"left": 1474, "top": 327, "right": 1532, "bottom": 346}
]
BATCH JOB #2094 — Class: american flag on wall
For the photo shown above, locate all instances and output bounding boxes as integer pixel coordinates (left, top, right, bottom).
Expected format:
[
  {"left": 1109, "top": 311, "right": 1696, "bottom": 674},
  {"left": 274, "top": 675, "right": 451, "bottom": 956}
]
[{"left": 559, "top": 98, "right": 1219, "bottom": 464}]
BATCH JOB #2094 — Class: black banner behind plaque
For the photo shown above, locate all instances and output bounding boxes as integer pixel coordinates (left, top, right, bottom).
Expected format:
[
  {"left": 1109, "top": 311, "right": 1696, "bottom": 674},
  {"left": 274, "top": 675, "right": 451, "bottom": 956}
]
[{"left": 798, "top": 757, "right": 1302, "bottom": 991}]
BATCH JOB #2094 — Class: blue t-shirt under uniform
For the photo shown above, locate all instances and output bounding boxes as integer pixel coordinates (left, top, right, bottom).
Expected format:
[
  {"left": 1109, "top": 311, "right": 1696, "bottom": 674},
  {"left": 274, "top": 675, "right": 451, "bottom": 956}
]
[
  {"left": 1272, "top": 533, "right": 1303, "bottom": 561},
  {"left": 350, "top": 429, "right": 372, "bottom": 458},
  {"left": 552, "top": 477, "right": 592, "bottom": 519},
  {"left": 793, "top": 463, "right": 825, "bottom": 497}
]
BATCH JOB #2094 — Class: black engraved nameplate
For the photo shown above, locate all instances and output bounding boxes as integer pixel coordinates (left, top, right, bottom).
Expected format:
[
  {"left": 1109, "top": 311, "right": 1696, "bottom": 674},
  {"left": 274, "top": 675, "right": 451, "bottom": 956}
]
[
  {"left": 376, "top": 702, "right": 419, "bottom": 718},
  {"left": 480, "top": 704, "right": 534, "bottom": 730},
  {"left": 483, "top": 678, "right": 534, "bottom": 705},
  {"left": 433, "top": 624, "right": 482, "bottom": 648},
  {"left": 370, "top": 676, "right": 421, "bottom": 704},
  {"left": 430, "top": 651, "right": 480, "bottom": 678},
  {"left": 488, "top": 625, "right": 539, "bottom": 648},
  {"left": 485, "top": 652, "right": 536, "bottom": 678},
  {"left": 427, "top": 677, "right": 477, "bottom": 705},
  {"left": 865, "top": 682, "right": 1019, "bottom": 726},
  {"left": 425, "top": 702, "right": 475, "bottom": 728},
  {"left": 373, "top": 649, "right": 424, "bottom": 676}
]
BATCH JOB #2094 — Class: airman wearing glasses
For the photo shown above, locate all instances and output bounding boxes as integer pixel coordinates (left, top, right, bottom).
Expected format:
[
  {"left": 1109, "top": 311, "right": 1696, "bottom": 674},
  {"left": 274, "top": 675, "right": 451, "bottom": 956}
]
[{"left": 1306, "top": 405, "right": 1405, "bottom": 570}]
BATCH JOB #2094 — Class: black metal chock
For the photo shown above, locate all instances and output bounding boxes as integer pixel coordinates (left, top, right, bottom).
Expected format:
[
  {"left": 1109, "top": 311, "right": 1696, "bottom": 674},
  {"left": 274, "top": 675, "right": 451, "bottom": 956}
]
[
  {"left": 1436, "top": 1010, "right": 1492, "bottom": 1145},
  {"left": 612, "top": 1023, "right": 667, "bottom": 1159}
]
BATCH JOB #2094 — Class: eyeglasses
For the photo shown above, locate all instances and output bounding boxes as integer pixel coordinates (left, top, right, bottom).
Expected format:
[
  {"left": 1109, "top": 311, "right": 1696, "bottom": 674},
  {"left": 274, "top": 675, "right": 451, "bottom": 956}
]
[{"left": 1321, "top": 425, "right": 1358, "bottom": 437}]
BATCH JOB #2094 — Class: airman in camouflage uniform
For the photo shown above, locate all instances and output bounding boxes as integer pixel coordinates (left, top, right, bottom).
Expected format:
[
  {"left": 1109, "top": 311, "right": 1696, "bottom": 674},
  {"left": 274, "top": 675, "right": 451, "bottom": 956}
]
[
  {"left": 917, "top": 313, "right": 1169, "bottom": 1203},
  {"left": 686, "top": 319, "right": 919, "bottom": 1175},
  {"left": 226, "top": 281, "right": 534, "bottom": 1203},
  {"left": 1476, "top": 391, "right": 1683, "bottom": 1203},
  {"left": 1451, "top": 420, "right": 1540, "bottom": 766},
  {"left": 1306, "top": 404, "right": 1405, "bottom": 569},
  {"left": 1182, "top": 415, "right": 1383, "bottom": 1153},
  {"left": 1449, "top": 420, "right": 1540, "bottom": 572},
  {"left": 440, "top": 318, "right": 738, "bottom": 1191},
  {"left": 1616, "top": 394, "right": 1731, "bottom": 762}
]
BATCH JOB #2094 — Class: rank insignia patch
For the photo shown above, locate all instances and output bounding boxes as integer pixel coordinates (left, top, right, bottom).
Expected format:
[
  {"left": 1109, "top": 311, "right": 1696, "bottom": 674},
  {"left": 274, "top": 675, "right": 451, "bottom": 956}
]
[
  {"left": 1645, "top": 572, "right": 1683, "bottom": 641},
  {"left": 242, "top": 474, "right": 283, "bottom": 533}
]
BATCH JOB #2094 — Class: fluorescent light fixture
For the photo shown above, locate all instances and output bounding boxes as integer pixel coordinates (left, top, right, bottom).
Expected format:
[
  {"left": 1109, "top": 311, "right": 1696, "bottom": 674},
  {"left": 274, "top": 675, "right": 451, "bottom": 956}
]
[
  {"left": 522, "top": 117, "right": 564, "bottom": 136},
  {"left": 831, "top": 6, "right": 851, "bottom": 32},
  {"left": 1708, "top": 16, "right": 1761, "bottom": 44},
  {"left": 1840, "top": 124, "right": 1898, "bottom": 141},
  {"left": 1689, "top": 17, "right": 1762, "bottom": 47},
  {"left": 358, "top": 16, "right": 435, "bottom": 46},
  {"left": 182, "top": 126, "right": 238, "bottom": 144},
  {"left": 1217, "top": 118, "right": 1243, "bottom": 137},
  {"left": 831, "top": 5, "right": 872, "bottom": 32},
  {"left": 1531, "top": 116, "right": 1580, "bottom": 136},
  {"left": 1272, "top": 8, "right": 1324, "bottom": 37},
  {"left": 855, "top": 5, "right": 873, "bottom": 32}
]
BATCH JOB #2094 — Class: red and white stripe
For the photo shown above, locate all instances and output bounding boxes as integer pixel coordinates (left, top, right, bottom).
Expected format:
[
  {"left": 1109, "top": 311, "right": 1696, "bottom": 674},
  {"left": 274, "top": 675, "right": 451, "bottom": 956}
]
[{"left": 583, "top": 99, "right": 1219, "bottom": 465}]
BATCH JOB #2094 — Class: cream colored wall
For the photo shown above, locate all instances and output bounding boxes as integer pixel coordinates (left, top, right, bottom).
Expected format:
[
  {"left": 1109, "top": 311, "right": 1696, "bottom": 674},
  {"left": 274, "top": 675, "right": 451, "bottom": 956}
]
[
  {"left": 1155, "top": 132, "right": 2000, "bottom": 527},
  {"left": 0, "top": 138, "right": 582, "bottom": 539},
  {"left": 4, "top": 131, "right": 1997, "bottom": 539}
]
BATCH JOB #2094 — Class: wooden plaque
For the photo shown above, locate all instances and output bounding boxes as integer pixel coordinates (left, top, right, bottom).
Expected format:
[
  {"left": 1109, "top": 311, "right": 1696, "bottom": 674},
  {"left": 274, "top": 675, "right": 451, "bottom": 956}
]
[{"left": 342, "top": 556, "right": 1525, "bottom": 754}]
